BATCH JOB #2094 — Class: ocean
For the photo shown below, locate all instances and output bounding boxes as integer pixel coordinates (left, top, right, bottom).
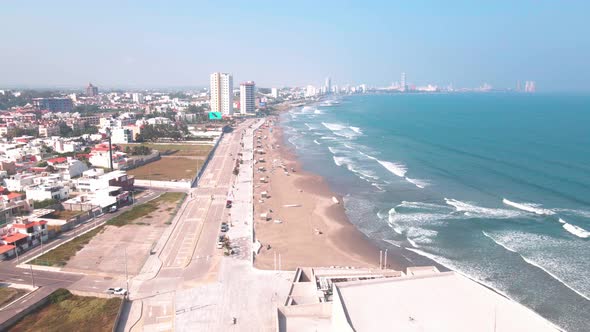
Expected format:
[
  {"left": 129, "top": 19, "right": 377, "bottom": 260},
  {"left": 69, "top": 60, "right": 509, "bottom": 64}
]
[{"left": 281, "top": 93, "right": 590, "bottom": 331}]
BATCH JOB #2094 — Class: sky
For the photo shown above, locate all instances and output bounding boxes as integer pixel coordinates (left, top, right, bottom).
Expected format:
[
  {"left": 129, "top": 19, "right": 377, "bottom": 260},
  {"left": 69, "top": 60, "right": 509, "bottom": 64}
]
[{"left": 1, "top": 0, "right": 589, "bottom": 91}]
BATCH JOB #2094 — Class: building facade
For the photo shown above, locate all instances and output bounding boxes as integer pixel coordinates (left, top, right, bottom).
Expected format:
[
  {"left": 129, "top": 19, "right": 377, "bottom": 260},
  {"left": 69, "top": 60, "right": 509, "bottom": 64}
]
[
  {"left": 240, "top": 81, "right": 256, "bottom": 114},
  {"left": 210, "top": 72, "right": 233, "bottom": 116},
  {"left": 33, "top": 98, "right": 73, "bottom": 112},
  {"left": 86, "top": 83, "right": 99, "bottom": 97}
]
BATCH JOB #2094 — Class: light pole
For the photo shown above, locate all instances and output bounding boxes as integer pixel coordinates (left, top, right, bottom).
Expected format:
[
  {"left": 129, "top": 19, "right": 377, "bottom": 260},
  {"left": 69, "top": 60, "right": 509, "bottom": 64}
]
[
  {"left": 30, "top": 265, "right": 35, "bottom": 288},
  {"left": 124, "top": 248, "right": 129, "bottom": 297},
  {"left": 106, "top": 127, "right": 114, "bottom": 171}
]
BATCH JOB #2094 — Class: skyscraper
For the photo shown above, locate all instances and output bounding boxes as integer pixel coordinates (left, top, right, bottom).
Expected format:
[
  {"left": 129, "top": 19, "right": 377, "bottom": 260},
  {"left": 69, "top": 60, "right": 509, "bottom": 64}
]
[
  {"left": 325, "top": 77, "right": 332, "bottom": 95},
  {"left": 240, "top": 81, "right": 256, "bottom": 114},
  {"left": 86, "top": 83, "right": 98, "bottom": 97},
  {"left": 210, "top": 72, "right": 233, "bottom": 116},
  {"left": 524, "top": 81, "right": 536, "bottom": 93},
  {"left": 400, "top": 72, "right": 407, "bottom": 92}
]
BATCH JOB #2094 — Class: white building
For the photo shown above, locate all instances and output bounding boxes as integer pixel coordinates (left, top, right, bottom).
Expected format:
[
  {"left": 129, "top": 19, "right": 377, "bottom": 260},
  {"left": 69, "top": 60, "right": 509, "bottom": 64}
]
[
  {"left": 110, "top": 128, "right": 133, "bottom": 144},
  {"left": 132, "top": 93, "right": 144, "bottom": 104},
  {"left": 271, "top": 88, "right": 279, "bottom": 99},
  {"left": 210, "top": 72, "right": 233, "bottom": 116},
  {"left": 240, "top": 81, "right": 256, "bottom": 114},
  {"left": 26, "top": 184, "right": 70, "bottom": 202},
  {"left": 305, "top": 85, "right": 318, "bottom": 98},
  {"left": 4, "top": 174, "right": 36, "bottom": 192},
  {"left": 400, "top": 72, "right": 407, "bottom": 92}
]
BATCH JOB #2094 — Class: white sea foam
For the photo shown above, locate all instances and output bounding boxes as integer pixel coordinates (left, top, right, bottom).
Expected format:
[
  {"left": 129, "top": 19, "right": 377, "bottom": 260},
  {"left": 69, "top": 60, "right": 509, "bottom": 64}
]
[
  {"left": 376, "top": 160, "right": 407, "bottom": 177},
  {"left": 314, "top": 109, "right": 323, "bottom": 114},
  {"left": 320, "top": 136, "right": 337, "bottom": 140},
  {"left": 301, "top": 106, "right": 314, "bottom": 113},
  {"left": 304, "top": 123, "right": 316, "bottom": 131},
  {"left": 502, "top": 198, "right": 555, "bottom": 215},
  {"left": 332, "top": 156, "right": 351, "bottom": 167},
  {"left": 407, "top": 237, "right": 420, "bottom": 248},
  {"left": 559, "top": 218, "right": 590, "bottom": 239},
  {"left": 350, "top": 126, "right": 362, "bottom": 134},
  {"left": 313, "top": 139, "right": 320, "bottom": 145},
  {"left": 483, "top": 231, "right": 590, "bottom": 301},
  {"left": 405, "top": 177, "right": 430, "bottom": 189},
  {"left": 322, "top": 122, "right": 346, "bottom": 131},
  {"left": 445, "top": 198, "right": 522, "bottom": 219},
  {"left": 397, "top": 201, "right": 448, "bottom": 211}
]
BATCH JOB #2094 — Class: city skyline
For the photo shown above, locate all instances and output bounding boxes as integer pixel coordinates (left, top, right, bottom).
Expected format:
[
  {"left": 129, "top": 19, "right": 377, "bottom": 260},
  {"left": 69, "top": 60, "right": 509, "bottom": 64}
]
[{"left": 1, "top": 1, "right": 589, "bottom": 91}]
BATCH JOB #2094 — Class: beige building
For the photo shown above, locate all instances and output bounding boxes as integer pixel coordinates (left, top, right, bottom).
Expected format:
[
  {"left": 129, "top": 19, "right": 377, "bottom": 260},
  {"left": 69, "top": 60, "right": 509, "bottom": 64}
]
[
  {"left": 210, "top": 72, "right": 233, "bottom": 116},
  {"left": 39, "top": 124, "right": 60, "bottom": 138}
]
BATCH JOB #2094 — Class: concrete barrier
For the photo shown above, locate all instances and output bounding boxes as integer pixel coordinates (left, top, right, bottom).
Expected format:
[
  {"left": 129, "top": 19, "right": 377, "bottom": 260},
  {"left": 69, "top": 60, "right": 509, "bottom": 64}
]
[
  {"left": 134, "top": 179, "right": 191, "bottom": 190},
  {"left": 0, "top": 289, "right": 49, "bottom": 331},
  {"left": 192, "top": 134, "right": 224, "bottom": 187}
]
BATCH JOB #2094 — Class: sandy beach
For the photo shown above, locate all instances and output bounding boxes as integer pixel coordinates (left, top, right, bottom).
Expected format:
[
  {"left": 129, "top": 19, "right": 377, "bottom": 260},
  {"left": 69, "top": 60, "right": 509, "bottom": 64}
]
[{"left": 252, "top": 115, "right": 407, "bottom": 271}]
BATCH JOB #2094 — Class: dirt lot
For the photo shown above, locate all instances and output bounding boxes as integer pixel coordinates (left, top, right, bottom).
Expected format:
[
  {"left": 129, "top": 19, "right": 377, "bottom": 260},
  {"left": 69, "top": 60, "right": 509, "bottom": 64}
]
[
  {"left": 64, "top": 193, "right": 184, "bottom": 276},
  {"left": 124, "top": 143, "right": 213, "bottom": 181}
]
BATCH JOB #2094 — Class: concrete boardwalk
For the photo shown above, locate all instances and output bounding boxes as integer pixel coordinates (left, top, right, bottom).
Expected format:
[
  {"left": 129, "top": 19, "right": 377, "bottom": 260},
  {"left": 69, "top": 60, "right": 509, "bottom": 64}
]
[{"left": 122, "top": 119, "right": 294, "bottom": 332}]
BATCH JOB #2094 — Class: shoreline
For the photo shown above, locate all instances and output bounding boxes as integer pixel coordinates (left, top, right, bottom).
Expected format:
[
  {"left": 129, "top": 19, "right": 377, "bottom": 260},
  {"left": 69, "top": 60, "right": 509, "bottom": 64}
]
[{"left": 252, "top": 111, "right": 411, "bottom": 271}]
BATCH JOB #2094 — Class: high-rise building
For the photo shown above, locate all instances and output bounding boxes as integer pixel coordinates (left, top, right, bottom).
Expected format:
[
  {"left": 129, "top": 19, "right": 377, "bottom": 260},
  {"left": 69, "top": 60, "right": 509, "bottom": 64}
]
[
  {"left": 210, "top": 72, "right": 234, "bottom": 116},
  {"left": 271, "top": 88, "right": 279, "bottom": 99},
  {"left": 325, "top": 77, "right": 332, "bottom": 95},
  {"left": 240, "top": 81, "right": 256, "bottom": 114},
  {"left": 132, "top": 93, "right": 144, "bottom": 104},
  {"left": 86, "top": 83, "right": 98, "bottom": 97},
  {"left": 524, "top": 81, "right": 536, "bottom": 93},
  {"left": 400, "top": 72, "right": 407, "bottom": 92}
]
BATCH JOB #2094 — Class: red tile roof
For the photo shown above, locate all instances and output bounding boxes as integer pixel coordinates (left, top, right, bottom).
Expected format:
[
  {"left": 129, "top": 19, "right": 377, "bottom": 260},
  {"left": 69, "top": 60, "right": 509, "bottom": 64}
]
[
  {"left": 0, "top": 245, "right": 15, "bottom": 254},
  {"left": 6, "top": 193, "right": 24, "bottom": 199},
  {"left": 12, "top": 223, "right": 35, "bottom": 229},
  {"left": 2, "top": 233, "right": 28, "bottom": 243},
  {"left": 48, "top": 157, "right": 67, "bottom": 164}
]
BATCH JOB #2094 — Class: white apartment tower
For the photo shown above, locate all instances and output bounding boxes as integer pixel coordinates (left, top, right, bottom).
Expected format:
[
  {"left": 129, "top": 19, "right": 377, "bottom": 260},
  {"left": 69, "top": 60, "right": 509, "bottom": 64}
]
[
  {"left": 210, "top": 72, "right": 234, "bottom": 115},
  {"left": 400, "top": 72, "right": 407, "bottom": 92},
  {"left": 325, "top": 77, "right": 332, "bottom": 95},
  {"left": 240, "top": 81, "right": 256, "bottom": 114}
]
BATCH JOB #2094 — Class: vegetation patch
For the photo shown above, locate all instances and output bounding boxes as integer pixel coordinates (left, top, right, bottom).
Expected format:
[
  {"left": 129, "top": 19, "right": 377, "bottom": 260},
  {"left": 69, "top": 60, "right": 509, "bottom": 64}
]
[
  {"left": 0, "top": 287, "right": 27, "bottom": 308},
  {"left": 8, "top": 289, "right": 122, "bottom": 332},
  {"left": 29, "top": 226, "right": 105, "bottom": 267}
]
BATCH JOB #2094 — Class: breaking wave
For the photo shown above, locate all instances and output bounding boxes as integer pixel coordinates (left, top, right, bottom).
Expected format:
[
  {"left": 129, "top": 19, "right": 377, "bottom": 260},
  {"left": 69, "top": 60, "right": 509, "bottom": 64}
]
[
  {"left": 313, "top": 139, "right": 320, "bottom": 145},
  {"left": 502, "top": 199, "right": 555, "bottom": 215},
  {"left": 406, "top": 177, "right": 430, "bottom": 189},
  {"left": 350, "top": 126, "right": 362, "bottom": 134},
  {"left": 559, "top": 218, "right": 590, "bottom": 239},
  {"left": 445, "top": 198, "right": 523, "bottom": 219}
]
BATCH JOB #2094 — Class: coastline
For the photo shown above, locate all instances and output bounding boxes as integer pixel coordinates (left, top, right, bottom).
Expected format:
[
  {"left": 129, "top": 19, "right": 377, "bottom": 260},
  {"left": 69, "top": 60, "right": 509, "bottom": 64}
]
[{"left": 252, "top": 111, "right": 411, "bottom": 271}]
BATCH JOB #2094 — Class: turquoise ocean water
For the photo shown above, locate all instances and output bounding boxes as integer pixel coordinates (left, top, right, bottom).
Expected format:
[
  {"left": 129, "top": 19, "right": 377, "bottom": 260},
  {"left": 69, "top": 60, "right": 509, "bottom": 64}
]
[{"left": 281, "top": 93, "right": 590, "bottom": 331}]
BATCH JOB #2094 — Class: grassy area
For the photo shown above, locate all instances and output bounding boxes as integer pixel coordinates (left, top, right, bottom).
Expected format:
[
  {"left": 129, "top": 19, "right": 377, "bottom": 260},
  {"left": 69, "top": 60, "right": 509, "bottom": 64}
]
[
  {"left": 120, "top": 143, "right": 212, "bottom": 157},
  {"left": 9, "top": 289, "right": 121, "bottom": 332},
  {"left": 29, "top": 226, "right": 105, "bottom": 267},
  {"left": 107, "top": 192, "right": 185, "bottom": 227},
  {"left": 29, "top": 192, "right": 185, "bottom": 267},
  {"left": 0, "top": 287, "right": 27, "bottom": 307},
  {"left": 126, "top": 157, "right": 203, "bottom": 181}
]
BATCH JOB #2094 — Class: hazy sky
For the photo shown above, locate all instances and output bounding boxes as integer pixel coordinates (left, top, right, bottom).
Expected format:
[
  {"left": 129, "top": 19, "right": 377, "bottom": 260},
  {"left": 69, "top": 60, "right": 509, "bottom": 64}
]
[{"left": 1, "top": 1, "right": 589, "bottom": 91}]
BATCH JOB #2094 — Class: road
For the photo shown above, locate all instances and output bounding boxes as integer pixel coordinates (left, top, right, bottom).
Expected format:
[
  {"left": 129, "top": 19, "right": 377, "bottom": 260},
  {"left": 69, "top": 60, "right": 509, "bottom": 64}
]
[{"left": 0, "top": 188, "right": 164, "bottom": 325}]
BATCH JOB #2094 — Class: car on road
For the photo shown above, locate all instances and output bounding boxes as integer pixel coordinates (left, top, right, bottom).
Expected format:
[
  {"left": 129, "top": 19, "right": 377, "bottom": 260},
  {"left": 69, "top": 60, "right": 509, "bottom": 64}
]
[
  {"left": 221, "top": 223, "right": 229, "bottom": 232},
  {"left": 217, "top": 235, "right": 226, "bottom": 249},
  {"left": 106, "top": 287, "right": 127, "bottom": 295}
]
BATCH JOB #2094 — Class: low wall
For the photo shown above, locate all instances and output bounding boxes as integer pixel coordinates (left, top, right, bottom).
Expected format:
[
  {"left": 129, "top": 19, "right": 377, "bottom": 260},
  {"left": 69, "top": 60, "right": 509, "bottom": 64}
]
[
  {"left": 0, "top": 290, "right": 50, "bottom": 331},
  {"left": 192, "top": 133, "right": 224, "bottom": 187},
  {"left": 134, "top": 179, "right": 191, "bottom": 190}
]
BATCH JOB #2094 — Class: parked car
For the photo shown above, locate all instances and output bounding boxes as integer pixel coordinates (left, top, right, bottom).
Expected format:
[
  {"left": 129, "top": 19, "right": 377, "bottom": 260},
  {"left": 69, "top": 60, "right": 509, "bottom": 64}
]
[
  {"left": 109, "top": 206, "right": 118, "bottom": 213},
  {"left": 226, "top": 200, "right": 232, "bottom": 208},
  {"left": 220, "top": 223, "right": 229, "bottom": 232},
  {"left": 217, "top": 235, "right": 225, "bottom": 249},
  {"left": 106, "top": 287, "right": 127, "bottom": 295}
]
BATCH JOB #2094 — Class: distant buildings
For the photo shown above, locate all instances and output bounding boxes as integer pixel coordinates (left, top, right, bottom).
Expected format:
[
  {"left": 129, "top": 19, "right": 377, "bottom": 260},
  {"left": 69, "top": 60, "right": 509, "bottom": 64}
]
[
  {"left": 86, "top": 83, "right": 99, "bottom": 97},
  {"left": 33, "top": 98, "right": 73, "bottom": 112},
  {"left": 525, "top": 81, "right": 536, "bottom": 93},
  {"left": 210, "top": 72, "right": 234, "bottom": 116},
  {"left": 240, "top": 81, "right": 256, "bottom": 114},
  {"left": 400, "top": 72, "right": 407, "bottom": 92},
  {"left": 325, "top": 77, "right": 332, "bottom": 95}
]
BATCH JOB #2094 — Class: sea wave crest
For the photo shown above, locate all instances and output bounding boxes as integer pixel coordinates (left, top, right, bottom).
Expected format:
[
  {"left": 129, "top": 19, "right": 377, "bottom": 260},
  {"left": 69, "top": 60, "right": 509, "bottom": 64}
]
[{"left": 502, "top": 199, "right": 555, "bottom": 215}]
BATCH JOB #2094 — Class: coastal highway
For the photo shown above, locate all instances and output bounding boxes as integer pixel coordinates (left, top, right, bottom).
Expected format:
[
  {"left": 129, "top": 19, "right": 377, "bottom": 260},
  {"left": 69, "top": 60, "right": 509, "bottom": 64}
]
[{"left": 128, "top": 119, "right": 258, "bottom": 331}]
